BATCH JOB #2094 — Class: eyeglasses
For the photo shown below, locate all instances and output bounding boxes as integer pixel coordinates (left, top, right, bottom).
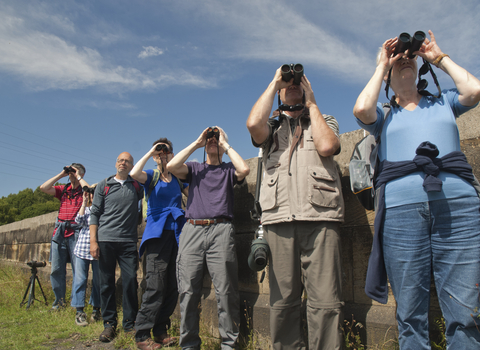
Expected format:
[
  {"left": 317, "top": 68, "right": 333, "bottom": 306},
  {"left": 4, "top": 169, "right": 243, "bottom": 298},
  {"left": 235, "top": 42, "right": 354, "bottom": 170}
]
[{"left": 116, "top": 159, "right": 132, "bottom": 164}]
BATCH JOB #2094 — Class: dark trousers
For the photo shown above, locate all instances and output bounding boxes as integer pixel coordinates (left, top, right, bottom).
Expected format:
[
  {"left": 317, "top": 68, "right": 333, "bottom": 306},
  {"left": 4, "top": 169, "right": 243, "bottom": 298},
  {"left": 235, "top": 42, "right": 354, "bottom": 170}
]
[
  {"left": 98, "top": 241, "right": 138, "bottom": 330},
  {"left": 135, "top": 231, "right": 179, "bottom": 341}
]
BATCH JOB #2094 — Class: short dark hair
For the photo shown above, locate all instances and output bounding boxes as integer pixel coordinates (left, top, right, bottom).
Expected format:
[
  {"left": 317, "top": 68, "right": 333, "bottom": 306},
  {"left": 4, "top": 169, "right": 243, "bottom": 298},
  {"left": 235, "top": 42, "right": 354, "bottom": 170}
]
[
  {"left": 71, "top": 163, "right": 86, "bottom": 175},
  {"left": 152, "top": 138, "right": 173, "bottom": 152}
]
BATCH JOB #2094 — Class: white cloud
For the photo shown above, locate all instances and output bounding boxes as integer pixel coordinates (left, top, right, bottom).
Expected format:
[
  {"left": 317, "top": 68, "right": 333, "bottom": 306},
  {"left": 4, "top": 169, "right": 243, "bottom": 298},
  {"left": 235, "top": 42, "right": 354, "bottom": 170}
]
[
  {"left": 0, "top": 8, "right": 213, "bottom": 92},
  {"left": 138, "top": 46, "right": 164, "bottom": 59}
]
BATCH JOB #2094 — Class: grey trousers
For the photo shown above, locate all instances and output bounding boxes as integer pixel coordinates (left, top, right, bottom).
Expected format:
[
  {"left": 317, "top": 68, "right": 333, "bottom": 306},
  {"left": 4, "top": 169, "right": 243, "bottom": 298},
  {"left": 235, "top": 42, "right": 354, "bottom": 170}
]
[
  {"left": 177, "top": 222, "right": 239, "bottom": 350},
  {"left": 264, "top": 221, "right": 344, "bottom": 350}
]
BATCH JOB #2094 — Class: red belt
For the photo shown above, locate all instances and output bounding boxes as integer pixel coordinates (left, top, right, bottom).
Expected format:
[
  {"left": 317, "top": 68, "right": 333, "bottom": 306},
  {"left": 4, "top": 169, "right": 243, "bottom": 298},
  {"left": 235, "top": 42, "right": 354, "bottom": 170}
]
[{"left": 187, "top": 218, "right": 231, "bottom": 226}]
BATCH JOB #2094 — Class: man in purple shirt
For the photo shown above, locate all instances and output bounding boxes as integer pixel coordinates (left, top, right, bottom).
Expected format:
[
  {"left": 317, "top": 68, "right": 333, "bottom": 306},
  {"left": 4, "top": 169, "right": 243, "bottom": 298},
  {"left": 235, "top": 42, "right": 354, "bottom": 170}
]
[{"left": 167, "top": 126, "right": 250, "bottom": 350}]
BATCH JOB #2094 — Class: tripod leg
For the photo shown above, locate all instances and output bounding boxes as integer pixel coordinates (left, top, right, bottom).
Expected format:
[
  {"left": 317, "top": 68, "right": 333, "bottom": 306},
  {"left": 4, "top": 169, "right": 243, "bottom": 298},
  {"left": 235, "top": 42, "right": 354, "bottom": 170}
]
[
  {"left": 26, "top": 275, "right": 36, "bottom": 309},
  {"left": 35, "top": 275, "right": 48, "bottom": 305},
  {"left": 20, "top": 277, "right": 33, "bottom": 307}
]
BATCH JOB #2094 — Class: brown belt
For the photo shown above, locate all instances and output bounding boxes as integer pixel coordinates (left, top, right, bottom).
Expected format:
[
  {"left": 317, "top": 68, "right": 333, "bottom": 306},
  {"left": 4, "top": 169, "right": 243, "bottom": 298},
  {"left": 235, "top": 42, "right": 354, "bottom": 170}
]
[{"left": 187, "top": 218, "right": 231, "bottom": 226}]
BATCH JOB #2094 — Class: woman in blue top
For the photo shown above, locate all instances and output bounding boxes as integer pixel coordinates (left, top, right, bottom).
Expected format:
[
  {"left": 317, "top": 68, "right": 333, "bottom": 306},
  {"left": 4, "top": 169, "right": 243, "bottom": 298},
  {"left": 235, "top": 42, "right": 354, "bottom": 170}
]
[
  {"left": 353, "top": 30, "right": 480, "bottom": 349},
  {"left": 130, "top": 138, "right": 188, "bottom": 350}
]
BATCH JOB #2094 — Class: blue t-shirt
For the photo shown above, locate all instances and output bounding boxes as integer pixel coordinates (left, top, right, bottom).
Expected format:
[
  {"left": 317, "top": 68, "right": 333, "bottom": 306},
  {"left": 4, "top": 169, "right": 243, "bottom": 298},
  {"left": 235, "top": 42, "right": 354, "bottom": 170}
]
[
  {"left": 357, "top": 89, "right": 478, "bottom": 208},
  {"left": 185, "top": 162, "right": 238, "bottom": 220},
  {"left": 143, "top": 169, "right": 186, "bottom": 232}
]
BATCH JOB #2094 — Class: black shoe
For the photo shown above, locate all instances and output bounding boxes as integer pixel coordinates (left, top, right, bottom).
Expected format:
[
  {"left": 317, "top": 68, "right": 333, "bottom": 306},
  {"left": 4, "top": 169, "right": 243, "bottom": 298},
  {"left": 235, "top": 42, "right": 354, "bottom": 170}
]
[{"left": 99, "top": 327, "right": 116, "bottom": 342}]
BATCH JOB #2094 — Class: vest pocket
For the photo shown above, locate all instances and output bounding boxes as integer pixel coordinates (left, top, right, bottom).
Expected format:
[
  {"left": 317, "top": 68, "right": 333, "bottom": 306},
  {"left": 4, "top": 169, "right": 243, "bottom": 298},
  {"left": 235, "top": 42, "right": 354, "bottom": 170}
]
[
  {"left": 260, "top": 171, "right": 279, "bottom": 210},
  {"left": 307, "top": 166, "right": 339, "bottom": 208}
]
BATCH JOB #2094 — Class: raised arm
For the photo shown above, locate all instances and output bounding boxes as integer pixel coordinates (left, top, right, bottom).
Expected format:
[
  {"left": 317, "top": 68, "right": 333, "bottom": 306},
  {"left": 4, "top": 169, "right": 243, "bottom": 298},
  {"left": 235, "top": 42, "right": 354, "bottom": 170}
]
[
  {"left": 167, "top": 128, "right": 208, "bottom": 180},
  {"left": 39, "top": 169, "right": 69, "bottom": 196},
  {"left": 417, "top": 30, "right": 480, "bottom": 107},
  {"left": 218, "top": 129, "right": 250, "bottom": 181},
  {"left": 131, "top": 144, "right": 160, "bottom": 184},
  {"left": 247, "top": 67, "right": 292, "bottom": 145},
  {"left": 301, "top": 75, "right": 340, "bottom": 157},
  {"left": 353, "top": 38, "right": 401, "bottom": 125}
]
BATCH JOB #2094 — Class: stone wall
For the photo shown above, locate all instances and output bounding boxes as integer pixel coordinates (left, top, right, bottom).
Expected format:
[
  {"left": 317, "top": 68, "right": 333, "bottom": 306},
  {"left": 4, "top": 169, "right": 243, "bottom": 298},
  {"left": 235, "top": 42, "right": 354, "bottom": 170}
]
[{"left": 1, "top": 104, "right": 479, "bottom": 347}]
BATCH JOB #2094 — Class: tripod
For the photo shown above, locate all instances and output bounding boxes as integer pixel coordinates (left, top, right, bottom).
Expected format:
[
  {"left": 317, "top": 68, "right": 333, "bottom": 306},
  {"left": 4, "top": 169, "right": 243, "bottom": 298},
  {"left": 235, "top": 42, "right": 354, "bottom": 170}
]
[{"left": 20, "top": 263, "right": 48, "bottom": 309}]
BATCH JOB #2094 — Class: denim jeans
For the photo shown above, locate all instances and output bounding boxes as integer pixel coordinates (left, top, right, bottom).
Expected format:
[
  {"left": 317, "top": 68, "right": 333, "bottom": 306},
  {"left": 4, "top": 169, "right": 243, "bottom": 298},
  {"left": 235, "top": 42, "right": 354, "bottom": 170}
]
[
  {"left": 383, "top": 196, "right": 480, "bottom": 350},
  {"left": 98, "top": 241, "right": 138, "bottom": 330},
  {"left": 50, "top": 235, "right": 77, "bottom": 306},
  {"left": 71, "top": 257, "right": 101, "bottom": 308}
]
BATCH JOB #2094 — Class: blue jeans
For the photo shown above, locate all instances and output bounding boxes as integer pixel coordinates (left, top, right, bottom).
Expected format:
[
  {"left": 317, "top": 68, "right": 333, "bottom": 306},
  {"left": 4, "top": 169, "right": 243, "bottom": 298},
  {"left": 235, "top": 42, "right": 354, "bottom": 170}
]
[
  {"left": 50, "top": 235, "right": 77, "bottom": 306},
  {"left": 383, "top": 196, "right": 480, "bottom": 350},
  {"left": 98, "top": 241, "right": 138, "bottom": 330},
  {"left": 71, "top": 257, "right": 101, "bottom": 308}
]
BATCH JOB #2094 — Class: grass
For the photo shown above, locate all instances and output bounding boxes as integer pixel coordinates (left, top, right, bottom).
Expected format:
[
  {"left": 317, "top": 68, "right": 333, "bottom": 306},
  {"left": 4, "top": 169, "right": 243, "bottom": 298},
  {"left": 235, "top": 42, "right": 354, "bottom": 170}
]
[{"left": 0, "top": 261, "right": 265, "bottom": 350}]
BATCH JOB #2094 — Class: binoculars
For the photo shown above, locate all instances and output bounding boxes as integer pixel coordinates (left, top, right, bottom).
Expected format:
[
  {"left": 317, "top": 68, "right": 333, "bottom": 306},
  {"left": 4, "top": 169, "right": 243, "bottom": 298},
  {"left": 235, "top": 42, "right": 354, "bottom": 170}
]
[
  {"left": 394, "top": 31, "right": 426, "bottom": 59},
  {"left": 248, "top": 225, "right": 270, "bottom": 271},
  {"left": 155, "top": 144, "right": 170, "bottom": 153},
  {"left": 63, "top": 166, "right": 75, "bottom": 173},
  {"left": 27, "top": 260, "right": 46, "bottom": 268},
  {"left": 206, "top": 126, "right": 220, "bottom": 140},
  {"left": 281, "top": 63, "right": 304, "bottom": 85},
  {"left": 82, "top": 186, "right": 95, "bottom": 194}
]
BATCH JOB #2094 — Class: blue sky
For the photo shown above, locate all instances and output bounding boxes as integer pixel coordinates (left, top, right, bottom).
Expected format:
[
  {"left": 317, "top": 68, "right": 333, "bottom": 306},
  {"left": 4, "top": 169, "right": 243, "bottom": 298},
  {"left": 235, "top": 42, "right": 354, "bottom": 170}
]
[{"left": 1, "top": 0, "right": 479, "bottom": 198}]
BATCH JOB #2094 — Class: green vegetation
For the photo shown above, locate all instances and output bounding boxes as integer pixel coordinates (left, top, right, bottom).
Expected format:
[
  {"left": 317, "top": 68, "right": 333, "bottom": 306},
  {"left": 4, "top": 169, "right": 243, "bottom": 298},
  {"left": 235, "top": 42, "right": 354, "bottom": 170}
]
[
  {"left": 0, "top": 186, "right": 62, "bottom": 226},
  {"left": 0, "top": 262, "right": 264, "bottom": 349}
]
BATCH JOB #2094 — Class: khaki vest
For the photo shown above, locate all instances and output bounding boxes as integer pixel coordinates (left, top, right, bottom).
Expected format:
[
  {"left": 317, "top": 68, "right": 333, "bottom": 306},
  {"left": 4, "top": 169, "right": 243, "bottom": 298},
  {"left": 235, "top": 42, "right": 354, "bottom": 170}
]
[{"left": 260, "top": 113, "right": 345, "bottom": 225}]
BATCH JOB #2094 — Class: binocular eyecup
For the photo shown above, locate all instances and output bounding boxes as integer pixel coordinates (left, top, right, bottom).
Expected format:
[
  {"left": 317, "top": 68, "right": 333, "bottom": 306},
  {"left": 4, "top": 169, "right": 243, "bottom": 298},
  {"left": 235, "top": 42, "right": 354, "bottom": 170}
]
[
  {"left": 206, "top": 127, "right": 220, "bottom": 140},
  {"left": 155, "top": 144, "right": 170, "bottom": 153},
  {"left": 394, "top": 31, "right": 426, "bottom": 59},
  {"left": 281, "top": 63, "right": 304, "bottom": 85},
  {"left": 82, "top": 186, "right": 95, "bottom": 194},
  {"left": 27, "top": 260, "right": 46, "bottom": 268}
]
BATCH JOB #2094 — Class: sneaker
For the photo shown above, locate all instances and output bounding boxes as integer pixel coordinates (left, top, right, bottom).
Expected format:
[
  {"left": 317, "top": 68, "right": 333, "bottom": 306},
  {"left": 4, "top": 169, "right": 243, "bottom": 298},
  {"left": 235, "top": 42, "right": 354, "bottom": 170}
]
[
  {"left": 75, "top": 312, "right": 88, "bottom": 327},
  {"left": 136, "top": 337, "right": 162, "bottom": 350},
  {"left": 99, "top": 327, "right": 116, "bottom": 343},
  {"left": 154, "top": 333, "right": 177, "bottom": 347},
  {"left": 90, "top": 310, "right": 102, "bottom": 323}
]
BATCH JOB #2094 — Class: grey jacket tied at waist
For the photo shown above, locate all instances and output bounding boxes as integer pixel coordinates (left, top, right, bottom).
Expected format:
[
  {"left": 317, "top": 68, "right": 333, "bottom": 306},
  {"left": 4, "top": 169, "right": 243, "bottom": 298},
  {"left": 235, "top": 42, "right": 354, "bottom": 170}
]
[
  {"left": 365, "top": 141, "right": 480, "bottom": 304},
  {"left": 52, "top": 218, "right": 81, "bottom": 244}
]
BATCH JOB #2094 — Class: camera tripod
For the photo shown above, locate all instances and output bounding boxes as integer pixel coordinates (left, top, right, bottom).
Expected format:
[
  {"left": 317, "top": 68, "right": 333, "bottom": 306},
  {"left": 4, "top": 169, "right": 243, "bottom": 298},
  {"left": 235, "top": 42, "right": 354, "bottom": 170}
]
[{"left": 20, "top": 263, "right": 48, "bottom": 309}]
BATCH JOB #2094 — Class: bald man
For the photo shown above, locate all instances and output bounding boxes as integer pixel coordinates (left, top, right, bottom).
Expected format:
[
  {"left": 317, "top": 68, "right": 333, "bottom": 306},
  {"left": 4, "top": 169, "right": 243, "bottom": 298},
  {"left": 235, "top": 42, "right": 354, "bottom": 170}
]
[{"left": 90, "top": 152, "right": 143, "bottom": 343}]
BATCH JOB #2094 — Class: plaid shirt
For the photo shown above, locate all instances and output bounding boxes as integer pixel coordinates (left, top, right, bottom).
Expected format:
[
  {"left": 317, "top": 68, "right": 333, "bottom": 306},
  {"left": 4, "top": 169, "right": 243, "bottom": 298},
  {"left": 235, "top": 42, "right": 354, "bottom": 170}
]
[
  {"left": 74, "top": 206, "right": 95, "bottom": 260},
  {"left": 54, "top": 184, "right": 83, "bottom": 238}
]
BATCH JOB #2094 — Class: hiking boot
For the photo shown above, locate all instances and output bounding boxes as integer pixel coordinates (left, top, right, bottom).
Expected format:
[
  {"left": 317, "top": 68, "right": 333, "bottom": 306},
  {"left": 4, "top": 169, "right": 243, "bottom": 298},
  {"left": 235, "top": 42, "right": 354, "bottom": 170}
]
[
  {"left": 75, "top": 312, "right": 88, "bottom": 327},
  {"left": 136, "top": 337, "right": 162, "bottom": 350},
  {"left": 90, "top": 310, "right": 102, "bottom": 323},
  {"left": 99, "top": 327, "right": 116, "bottom": 342},
  {"left": 154, "top": 333, "right": 177, "bottom": 347}
]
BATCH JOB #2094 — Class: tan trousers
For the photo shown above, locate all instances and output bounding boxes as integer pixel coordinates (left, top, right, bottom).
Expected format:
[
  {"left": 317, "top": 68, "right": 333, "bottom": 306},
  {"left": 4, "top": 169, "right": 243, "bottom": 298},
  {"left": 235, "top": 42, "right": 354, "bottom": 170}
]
[{"left": 264, "top": 221, "right": 344, "bottom": 350}]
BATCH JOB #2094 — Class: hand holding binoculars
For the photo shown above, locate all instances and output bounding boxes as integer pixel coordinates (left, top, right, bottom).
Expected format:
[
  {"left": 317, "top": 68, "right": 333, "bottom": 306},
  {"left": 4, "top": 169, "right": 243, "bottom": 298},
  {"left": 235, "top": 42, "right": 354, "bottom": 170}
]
[
  {"left": 281, "top": 63, "right": 304, "bottom": 85},
  {"left": 394, "top": 31, "right": 426, "bottom": 59},
  {"left": 63, "top": 166, "right": 75, "bottom": 173}
]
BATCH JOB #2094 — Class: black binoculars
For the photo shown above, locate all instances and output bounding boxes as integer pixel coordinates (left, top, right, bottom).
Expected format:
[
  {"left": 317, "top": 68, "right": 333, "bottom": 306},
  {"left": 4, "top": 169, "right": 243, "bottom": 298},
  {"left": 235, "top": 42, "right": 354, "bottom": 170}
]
[
  {"left": 394, "top": 31, "right": 426, "bottom": 59},
  {"left": 82, "top": 186, "right": 95, "bottom": 194},
  {"left": 27, "top": 261, "right": 46, "bottom": 268},
  {"left": 63, "top": 166, "right": 75, "bottom": 173},
  {"left": 155, "top": 144, "right": 170, "bottom": 153},
  {"left": 206, "top": 126, "right": 220, "bottom": 140},
  {"left": 281, "top": 63, "right": 304, "bottom": 85}
]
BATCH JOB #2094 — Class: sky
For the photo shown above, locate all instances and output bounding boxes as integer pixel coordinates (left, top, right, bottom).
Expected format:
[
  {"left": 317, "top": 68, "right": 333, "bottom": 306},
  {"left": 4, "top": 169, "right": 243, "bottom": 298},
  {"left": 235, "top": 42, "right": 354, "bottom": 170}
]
[{"left": 1, "top": 0, "right": 479, "bottom": 198}]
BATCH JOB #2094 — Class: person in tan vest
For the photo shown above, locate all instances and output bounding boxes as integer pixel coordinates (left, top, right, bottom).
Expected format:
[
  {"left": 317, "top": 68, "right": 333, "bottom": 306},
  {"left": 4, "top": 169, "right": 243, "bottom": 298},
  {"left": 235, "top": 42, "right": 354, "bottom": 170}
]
[{"left": 247, "top": 66, "right": 345, "bottom": 350}]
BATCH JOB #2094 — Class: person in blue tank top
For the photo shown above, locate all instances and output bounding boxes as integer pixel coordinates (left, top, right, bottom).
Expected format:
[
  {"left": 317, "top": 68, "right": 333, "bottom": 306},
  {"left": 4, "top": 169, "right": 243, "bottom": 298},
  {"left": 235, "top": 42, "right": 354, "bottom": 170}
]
[
  {"left": 130, "top": 138, "right": 188, "bottom": 350},
  {"left": 353, "top": 30, "right": 480, "bottom": 349}
]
